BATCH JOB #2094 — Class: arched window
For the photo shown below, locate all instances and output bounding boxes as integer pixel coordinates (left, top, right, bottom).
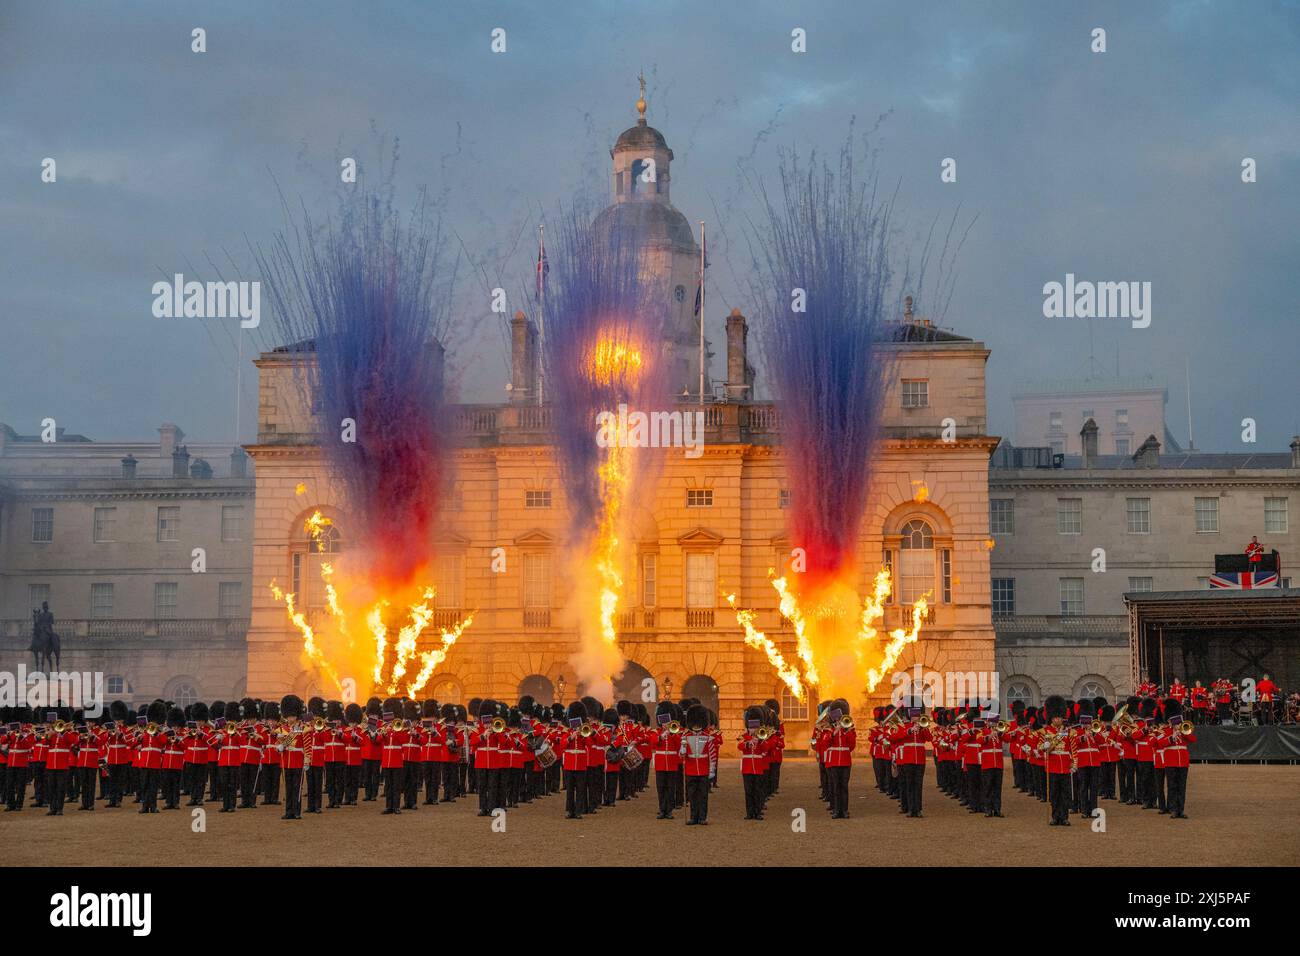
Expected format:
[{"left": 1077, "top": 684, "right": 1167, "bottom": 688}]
[
  {"left": 898, "top": 519, "right": 935, "bottom": 605},
  {"left": 429, "top": 677, "right": 462, "bottom": 706},
  {"left": 1074, "top": 676, "right": 1114, "bottom": 702},
  {"left": 169, "top": 682, "right": 200, "bottom": 709},
  {"left": 1006, "top": 681, "right": 1035, "bottom": 710},
  {"left": 292, "top": 518, "right": 343, "bottom": 612},
  {"left": 682, "top": 674, "right": 719, "bottom": 718},
  {"left": 517, "top": 674, "right": 555, "bottom": 707}
]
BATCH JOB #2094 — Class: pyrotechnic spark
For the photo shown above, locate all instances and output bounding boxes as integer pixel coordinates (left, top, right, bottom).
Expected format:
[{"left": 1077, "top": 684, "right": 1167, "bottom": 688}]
[
  {"left": 912, "top": 480, "right": 929, "bottom": 503},
  {"left": 268, "top": 581, "right": 344, "bottom": 692},
  {"left": 406, "top": 612, "right": 474, "bottom": 698},
  {"left": 594, "top": 444, "right": 630, "bottom": 648},
  {"left": 725, "top": 592, "right": 804, "bottom": 700},
  {"left": 585, "top": 338, "right": 644, "bottom": 387},
  {"left": 295, "top": 482, "right": 307, "bottom": 496},
  {"left": 769, "top": 571, "right": 820, "bottom": 688}
]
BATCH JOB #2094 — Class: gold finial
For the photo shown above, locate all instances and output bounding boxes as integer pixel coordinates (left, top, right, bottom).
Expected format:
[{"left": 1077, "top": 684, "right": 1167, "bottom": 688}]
[{"left": 636, "top": 70, "right": 647, "bottom": 121}]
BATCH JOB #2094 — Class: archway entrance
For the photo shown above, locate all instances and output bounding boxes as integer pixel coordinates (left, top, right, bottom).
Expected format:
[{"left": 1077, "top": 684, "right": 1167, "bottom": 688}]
[
  {"left": 683, "top": 674, "right": 719, "bottom": 717},
  {"left": 517, "top": 674, "right": 555, "bottom": 707},
  {"left": 613, "top": 661, "right": 655, "bottom": 704}
]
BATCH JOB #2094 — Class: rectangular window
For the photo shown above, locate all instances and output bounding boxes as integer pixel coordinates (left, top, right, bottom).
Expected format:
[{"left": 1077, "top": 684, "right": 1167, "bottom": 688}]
[
  {"left": 1059, "top": 578, "right": 1084, "bottom": 617},
  {"left": 686, "top": 489, "right": 713, "bottom": 508},
  {"left": 524, "top": 490, "right": 551, "bottom": 509},
  {"left": 522, "top": 553, "right": 550, "bottom": 607},
  {"left": 32, "top": 507, "right": 53, "bottom": 542},
  {"left": 1057, "top": 498, "right": 1082, "bottom": 535},
  {"left": 435, "top": 554, "right": 464, "bottom": 608},
  {"left": 1115, "top": 438, "right": 1130, "bottom": 456},
  {"left": 154, "top": 582, "right": 178, "bottom": 619},
  {"left": 1049, "top": 412, "right": 1063, "bottom": 430},
  {"left": 685, "top": 552, "right": 716, "bottom": 608},
  {"left": 641, "top": 554, "right": 657, "bottom": 608},
  {"left": 28, "top": 583, "right": 50, "bottom": 609},
  {"left": 1196, "top": 576, "right": 1210, "bottom": 589},
  {"left": 1126, "top": 497, "right": 1151, "bottom": 534},
  {"left": 780, "top": 689, "right": 809, "bottom": 722},
  {"left": 105, "top": 676, "right": 125, "bottom": 696},
  {"left": 991, "top": 578, "right": 1016, "bottom": 617},
  {"left": 220, "top": 505, "right": 244, "bottom": 542},
  {"left": 91, "top": 583, "right": 114, "bottom": 618},
  {"left": 1116, "top": 408, "right": 1129, "bottom": 425},
  {"left": 778, "top": 489, "right": 790, "bottom": 509},
  {"left": 93, "top": 506, "right": 117, "bottom": 543},
  {"left": 1194, "top": 497, "right": 1219, "bottom": 533},
  {"left": 218, "top": 582, "right": 242, "bottom": 618},
  {"left": 1081, "top": 408, "right": 1095, "bottom": 422},
  {"left": 1265, "top": 497, "right": 1288, "bottom": 534},
  {"left": 156, "top": 506, "right": 180, "bottom": 542},
  {"left": 940, "top": 549, "right": 952, "bottom": 603},
  {"left": 1128, "top": 577, "right": 1153, "bottom": 593},
  {"left": 901, "top": 379, "right": 929, "bottom": 408},
  {"left": 1050, "top": 441, "right": 1064, "bottom": 456},
  {"left": 882, "top": 548, "right": 894, "bottom": 604},
  {"left": 899, "top": 549, "right": 933, "bottom": 606},
  {"left": 990, "top": 499, "right": 1015, "bottom": 534}
]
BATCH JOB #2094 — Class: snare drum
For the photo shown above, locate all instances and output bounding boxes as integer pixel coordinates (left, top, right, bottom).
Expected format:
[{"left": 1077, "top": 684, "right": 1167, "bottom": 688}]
[
  {"left": 621, "top": 745, "right": 644, "bottom": 770},
  {"left": 533, "top": 739, "right": 557, "bottom": 769}
]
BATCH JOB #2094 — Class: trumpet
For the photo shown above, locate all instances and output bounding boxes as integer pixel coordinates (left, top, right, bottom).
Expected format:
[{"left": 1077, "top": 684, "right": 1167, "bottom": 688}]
[
  {"left": 390, "top": 718, "right": 406, "bottom": 732},
  {"left": 994, "top": 719, "right": 1010, "bottom": 734},
  {"left": 1176, "top": 720, "right": 1194, "bottom": 736},
  {"left": 145, "top": 721, "right": 159, "bottom": 736},
  {"left": 837, "top": 715, "right": 855, "bottom": 731},
  {"left": 755, "top": 726, "right": 774, "bottom": 741},
  {"left": 1090, "top": 719, "right": 1104, "bottom": 734},
  {"left": 578, "top": 722, "right": 594, "bottom": 738},
  {"left": 490, "top": 716, "right": 507, "bottom": 734},
  {"left": 313, "top": 717, "right": 327, "bottom": 732},
  {"left": 52, "top": 719, "right": 68, "bottom": 734},
  {"left": 665, "top": 720, "right": 682, "bottom": 735},
  {"left": 916, "top": 714, "right": 933, "bottom": 730}
]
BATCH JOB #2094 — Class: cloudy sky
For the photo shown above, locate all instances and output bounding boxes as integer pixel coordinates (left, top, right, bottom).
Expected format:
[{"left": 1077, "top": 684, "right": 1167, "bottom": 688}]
[{"left": 2, "top": 0, "right": 1297, "bottom": 452}]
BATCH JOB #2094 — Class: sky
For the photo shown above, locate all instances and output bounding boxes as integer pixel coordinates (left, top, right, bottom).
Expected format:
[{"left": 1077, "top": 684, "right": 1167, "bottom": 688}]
[{"left": 2, "top": 0, "right": 1297, "bottom": 452}]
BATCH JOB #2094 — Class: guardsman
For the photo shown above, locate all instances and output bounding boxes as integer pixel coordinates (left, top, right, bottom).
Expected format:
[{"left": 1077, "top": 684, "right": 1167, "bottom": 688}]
[
  {"left": 581, "top": 698, "right": 606, "bottom": 813},
  {"left": 1133, "top": 698, "right": 1157, "bottom": 809},
  {"left": 561, "top": 701, "right": 588, "bottom": 819},
  {"left": 260, "top": 700, "right": 282, "bottom": 805},
  {"left": 342, "top": 703, "right": 364, "bottom": 806},
  {"left": 1189, "top": 681, "right": 1210, "bottom": 723},
  {"left": 277, "top": 695, "right": 307, "bottom": 820},
  {"left": 738, "top": 706, "right": 770, "bottom": 820},
  {"left": 1039, "top": 695, "right": 1074, "bottom": 826},
  {"left": 5, "top": 713, "right": 34, "bottom": 811},
  {"left": 1246, "top": 535, "right": 1264, "bottom": 564},
  {"left": 304, "top": 700, "right": 330, "bottom": 814},
  {"left": 1257, "top": 673, "right": 1280, "bottom": 724},
  {"left": 401, "top": 700, "right": 424, "bottom": 811},
  {"left": 892, "top": 708, "right": 931, "bottom": 818},
  {"left": 420, "top": 700, "right": 444, "bottom": 805},
  {"left": 979, "top": 714, "right": 1005, "bottom": 817},
  {"left": 1072, "top": 704, "right": 1100, "bottom": 817},
  {"left": 73, "top": 718, "right": 100, "bottom": 811},
  {"left": 183, "top": 702, "right": 210, "bottom": 805},
  {"left": 324, "top": 701, "right": 346, "bottom": 808},
  {"left": 959, "top": 710, "right": 982, "bottom": 813},
  {"left": 471, "top": 699, "right": 497, "bottom": 816},
  {"left": 43, "top": 710, "right": 77, "bottom": 816},
  {"left": 215, "top": 705, "right": 245, "bottom": 813},
  {"left": 206, "top": 701, "right": 223, "bottom": 803},
  {"left": 822, "top": 700, "right": 855, "bottom": 819},
  {"left": 1097, "top": 704, "right": 1120, "bottom": 800},
  {"left": 160, "top": 708, "right": 186, "bottom": 810},
  {"left": 379, "top": 708, "right": 409, "bottom": 815},
  {"left": 362, "top": 698, "right": 383, "bottom": 801},
  {"left": 1154, "top": 702, "right": 1195, "bottom": 819},
  {"left": 29, "top": 713, "right": 50, "bottom": 807},
  {"left": 439, "top": 703, "right": 461, "bottom": 802},
  {"left": 651, "top": 704, "right": 681, "bottom": 819},
  {"left": 239, "top": 703, "right": 266, "bottom": 809},
  {"left": 1151, "top": 703, "right": 1169, "bottom": 813},
  {"left": 1212, "top": 678, "right": 1234, "bottom": 723},
  {"left": 680, "top": 704, "right": 712, "bottom": 825}
]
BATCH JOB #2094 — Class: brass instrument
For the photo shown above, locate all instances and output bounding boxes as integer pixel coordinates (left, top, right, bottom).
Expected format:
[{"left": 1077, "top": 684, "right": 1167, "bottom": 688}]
[
  {"left": 391, "top": 718, "right": 406, "bottom": 732},
  {"left": 994, "top": 719, "right": 1010, "bottom": 733},
  {"left": 838, "top": 715, "right": 855, "bottom": 731},
  {"left": 490, "top": 716, "right": 507, "bottom": 734},
  {"left": 578, "top": 722, "right": 594, "bottom": 738},
  {"left": 665, "top": 720, "right": 682, "bottom": 735},
  {"left": 313, "top": 717, "right": 327, "bottom": 732},
  {"left": 1090, "top": 719, "right": 1104, "bottom": 734},
  {"left": 1176, "top": 720, "right": 1194, "bottom": 736},
  {"left": 882, "top": 710, "right": 905, "bottom": 729},
  {"left": 916, "top": 714, "right": 933, "bottom": 730},
  {"left": 755, "top": 726, "right": 774, "bottom": 741},
  {"left": 52, "top": 719, "right": 68, "bottom": 734},
  {"left": 145, "top": 721, "right": 159, "bottom": 736}
]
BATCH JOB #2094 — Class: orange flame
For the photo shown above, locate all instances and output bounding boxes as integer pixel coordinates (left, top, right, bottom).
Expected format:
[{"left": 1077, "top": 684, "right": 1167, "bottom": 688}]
[{"left": 725, "top": 592, "right": 804, "bottom": 700}]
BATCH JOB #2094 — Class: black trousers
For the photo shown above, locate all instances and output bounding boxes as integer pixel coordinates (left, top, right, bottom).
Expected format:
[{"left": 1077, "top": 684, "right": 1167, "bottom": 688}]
[
  {"left": 1098, "top": 761, "right": 1116, "bottom": 799},
  {"left": 186, "top": 762, "right": 207, "bottom": 804},
  {"left": 686, "top": 775, "right": 709, "bottom": 823},
  {"left": 46, "top": 768, "right": 68, "bottom": 813},
  {"left": 827, "top": 765, "right": 850, "bottom": 817},
  {"left": 964, "top": 765, "right": 982, "bottom": 811},
  {"left": 1048, "top": 771, "right": 1070, "bottom": 824},
  {"left": 1138, "top": 762, "right": 1156, "bottom": 808},
  {"left": 239, "top": 763, "right": 260, "bottom": 807},
  {"left": 283, "top": 767, "right": 303, "bottom": 818},
  {"left": 140, "top": 767, "right": 160, "bottom": 812},
  {"left": 770, "top": 761, "right": 782, "bottom": 793},
  {"left": 363, "top": 759, "right": 380, "bottom": 800},
  {"left": 585, "top": 766, "right": 602, "bottom": 811},
  {"left": 220, "top": 766, "right": 239, "bottom": 811},
  {"left": 981, "top": 767, "right": 1003, "bottom": 815},
  {"left": 1166, "top": 766, "right": 1189, "bottom": 815},
  {"left": 31, "top": 763, "right": 46, "bottom": 805},
  {"left": 743, "top": 774, "right": 764, "bottom": 818},
  {"left": 7, "top": 765, "right": 30, "bottom": 810},
  {"left": 900, "top": 763, "right": 924, "bottom": 816},
  {"left": 603, "top": 770, "right": 618, "bottom": 806},
  {"left": 345, "top": 763, "right": 361, "bottom": 804},
  {"left": 78, "top": 767, "right": 98, "bottom": 809},
  {"left": 564, "top": 769, "right": 584, "bottom": 817},
  {"left": 262, "top": 762, "right": 281, "bottom": 804},
  {"left": 306, "top": 765, "right": 324, "bottom": 812},
  {"left": 403, "top": 761, "right": 421, "bottom": 808},
  {"left": 873, "top": 757, "right": 889, "bottom": 792},
  {"left": 1153, "top": 767, "right": 1167, "bottom": 811},
  {"left": 208, "top": 763, "right": 221, "bottom": 801},
  {"left": 423, "top": 762, "right": 439, "bottom": 804},
  {"left": 1119, "top": 758, "right": 1136, "bottom": 802},
  {"left": 655, "top": 770, "right": 675, "bottom": 816},
  {"left": 383, "top": 767, "right": 404, "bottom": 812},
  {"left": 326, "top": 762, "right": 343, "bottom": 807}
]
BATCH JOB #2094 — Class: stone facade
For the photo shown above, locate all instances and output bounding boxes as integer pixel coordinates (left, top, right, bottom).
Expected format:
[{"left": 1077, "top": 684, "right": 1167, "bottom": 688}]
[{"left": 1013, "top": 376, "right": 1173, "bottom": 457}]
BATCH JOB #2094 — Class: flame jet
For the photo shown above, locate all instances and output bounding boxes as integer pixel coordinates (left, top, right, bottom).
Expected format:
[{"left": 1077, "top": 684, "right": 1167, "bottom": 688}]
[{"left": 539, "top": 206, "right": 672, "bottom": 700}]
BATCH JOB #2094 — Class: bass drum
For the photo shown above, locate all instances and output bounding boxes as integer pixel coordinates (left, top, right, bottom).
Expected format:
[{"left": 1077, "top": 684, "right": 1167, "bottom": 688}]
[{"left": 533, "top": 739, "right": 558, "bottom": 769}]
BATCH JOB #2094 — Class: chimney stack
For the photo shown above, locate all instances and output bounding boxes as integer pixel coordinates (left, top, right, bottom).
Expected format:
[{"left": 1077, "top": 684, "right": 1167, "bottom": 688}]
[
  {"left": 509, "top": 311, "right": 538, "bottom": 404},
  {"left": 1291, "top": 436, "right": 1300, "bottom": 469},
  {"left": 158, "top": 423, "right": 185, "bottom": 460},
  {"left": 229, "top": 447, "right": 248, "bottom": 478},
  {"left": 1080, "top": 418, "right": 1099, "bottom": 468},
  {"left": 725, "top": 308, "right": 754, "bottom": 401},
  {"left": 189, "top": 457, "right": 213, "bottom": 479},
  {"left": 172, "top": 445, "right": 190, "bottom": 478},
  {"left": 120, "top": 454, "right": 137, "bottom": 479},
  {"left": 1134, "top": 434, "right": 1161, "bottom": 469}
]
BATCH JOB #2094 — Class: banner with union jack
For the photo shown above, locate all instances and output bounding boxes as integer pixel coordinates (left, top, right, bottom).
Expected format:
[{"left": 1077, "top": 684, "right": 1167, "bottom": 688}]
[{"left": 1209, "top": 571, "right": 1279, "bottom": 589}]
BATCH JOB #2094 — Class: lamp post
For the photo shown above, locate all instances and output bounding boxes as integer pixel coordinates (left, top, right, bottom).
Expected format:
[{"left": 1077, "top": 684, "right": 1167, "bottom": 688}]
[
  {"left": 556, "top": 674, "right": 567, "bottom": 705},
  {"left": 661, "top": 675, "right": 673, "bottom": 701}
]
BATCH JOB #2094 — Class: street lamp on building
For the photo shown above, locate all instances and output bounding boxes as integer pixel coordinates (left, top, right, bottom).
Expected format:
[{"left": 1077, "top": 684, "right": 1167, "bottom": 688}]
[{"left": 556, "top": 673, "right": 567, "bottom": 704}]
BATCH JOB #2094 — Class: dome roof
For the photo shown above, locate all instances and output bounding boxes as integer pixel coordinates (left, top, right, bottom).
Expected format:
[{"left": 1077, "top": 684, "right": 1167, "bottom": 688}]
[
  {"left": 614, "top": 120, "right": 669, "bottom": 153},
  {"left": 592, "top": 200, "right": 697, "bottom": 251}
]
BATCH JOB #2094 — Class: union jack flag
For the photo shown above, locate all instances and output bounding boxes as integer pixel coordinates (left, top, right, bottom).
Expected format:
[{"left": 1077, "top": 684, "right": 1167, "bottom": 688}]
[
  {"left": 535, "top": 230, "right": 549, "bottom": 302},
  {"left": 1209, "top": 571, "right": 1279, "bottom": 589}
]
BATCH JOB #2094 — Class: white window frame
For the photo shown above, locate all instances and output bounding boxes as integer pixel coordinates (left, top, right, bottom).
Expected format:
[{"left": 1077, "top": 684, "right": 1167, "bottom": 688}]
[
  {"left": 1057, "top": 498, "right": 1082, "bottom": 535},
  {"left": 93, "top": 506, "right": 117, "bottom": 543},
  {"left": 218, "top": 581, "right": 243, "bottom": 618},
  {"left": 901, "top": 379, "right": 929, "bottom": 409},
  {"left": 156, "top": 506, "right": 180, "bottom": 543},
  {"left": 220, "top": 505, "right": 244, "bottom": 542},
  {"left": 685, "top": 552, "right": 716, "bottom": 608},
  {"left": 1059, "top": 578, "right": 1084, "bottom": 617},
  {"left": 91, "top": 583, "right": 114, "bottom": 618},
  {"left": 686, "top": 489, "right": 713, "bottom": 508},
  {"left": 1126, "top": 497, "right": 1151, "bottom": 534},
  {"left": 32, "top": 507, "right": 53, "bottom": 543},
  {"left": 1264, "top": 497, "right": 1288, "bottom": 534},
  {"left": 990, "top": 498, "right": 1015, "bottom": 535},
  {"left": 1194, "top": 497, "right": 1219, "bottom": 533},
  {"left": 154, "top": 582, "right": 178, "bottom": 619}
]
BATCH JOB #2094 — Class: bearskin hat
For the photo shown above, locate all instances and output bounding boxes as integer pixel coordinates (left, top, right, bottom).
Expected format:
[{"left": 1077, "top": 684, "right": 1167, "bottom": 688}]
[
  {"left": 743, "top": 704, "right": 764, "bottom": 726},
  {"left": 222, "top": 701, "right": 240, "bottom": 722},
  {"left": 616, "top": 699, "right": 633, "bottom": 718},
  {"left": 764, "top": 697, "right": 780, "bottom": 716},
  {"left": 1044, "top": 695, "right": 1068, "bottom": 721},
  {"left": 365, "top": 697, "right": 382, "bottom": 718},
  {"left": 1126, "top": 695, "right": 1141, "bottom": 710},
  {"left": 1093, "top": 695, "right": 1108, "bottom": 712},
  {"left": 399, "top": 699, "right": 417, "bottom": 722},
  {"left": 143, "top": 700, "right": 165, "bottom": 724},
  {"left": 506, "top": 707, "right": 522, "bottom": 729},
  {"left": 343, "top": 702, "right": 362, "bottom": 725},
  {"left": 307, "top": 696, "right": 326, "bottom": 718},
  {"left": 548, "top": 702, "right": 563, "bottom": 722},
  {"left": 109, "top": 699, "right": 128, "bottom": 722},
  {"left": 1100, "top": 704, "right": 1115, "bottom": 722},
  {"left": 436, "top": 702, "right": 453, "bottom": 722},
  {"left": 210, "top": 700, "right": 226, "bottom": 722},
  {"left": 167, "top": 706, "right": 185, "bottom": 729},
  {"left": 1162, "top": 697, "right": 1182, "bottom": 721},
  {"left": 1010, "top": 699, "right": 1025, "bottom": 716},
  {"left": 188, "top": 701, "right": 208, "bottom": 723},
  {"left": 326, "top": 700, "right": 343, "bottom": 723},
  {"left": 1138, "top": 697, "right": 1157, "bottom": 720},
  {"left": 565, "top": 701, "right": 586, "bottom": 724},
  {"left": 598, "top": 707, "right": 616, "bottom": 727},
  {"left": 264, "top": 700, "right": 281, "bottom": 721},
  {"left": 635, "top": 703, "right": 649, "bottom": 724},
  {"left": 240, "top": 697, "right": 258, "bottom": 720},
  {"left": 467, "top": 697, "right": 482, "bottom": 718},
  {"left": 1077, "top": 700, "right": 1095, "bottom": 720},
  {"left": 419, "top": 699, "right": 437, "bottom": 719},
  {"left": 581, "top": 695, "right": 601, "bottom": 719},
  {"left": 685, "top": 704, "right": 708, "bottom": 730},
  {"left": 280, "top": 695, "right": 303, "bottom": 719},
  {"left": 518, "top": 694, "right": 535, "bottom": 713},
  {"left": 478, "top": 699, "right": 497, "bottom": 720}
]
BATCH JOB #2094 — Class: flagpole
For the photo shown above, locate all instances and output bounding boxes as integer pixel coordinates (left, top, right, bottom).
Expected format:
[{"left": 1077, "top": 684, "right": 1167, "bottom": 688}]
[
  {"left": 537, "top": 224, "right": 546, "bottom": 407},
  {"left": 698, "top": 220, "right": 706, "bottom": 405}
]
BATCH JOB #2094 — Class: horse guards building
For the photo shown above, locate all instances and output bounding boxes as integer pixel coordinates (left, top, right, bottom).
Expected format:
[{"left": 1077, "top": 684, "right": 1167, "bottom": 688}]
[{"left": 3, "top": 106, "right": 1297, "bottom": 748}]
